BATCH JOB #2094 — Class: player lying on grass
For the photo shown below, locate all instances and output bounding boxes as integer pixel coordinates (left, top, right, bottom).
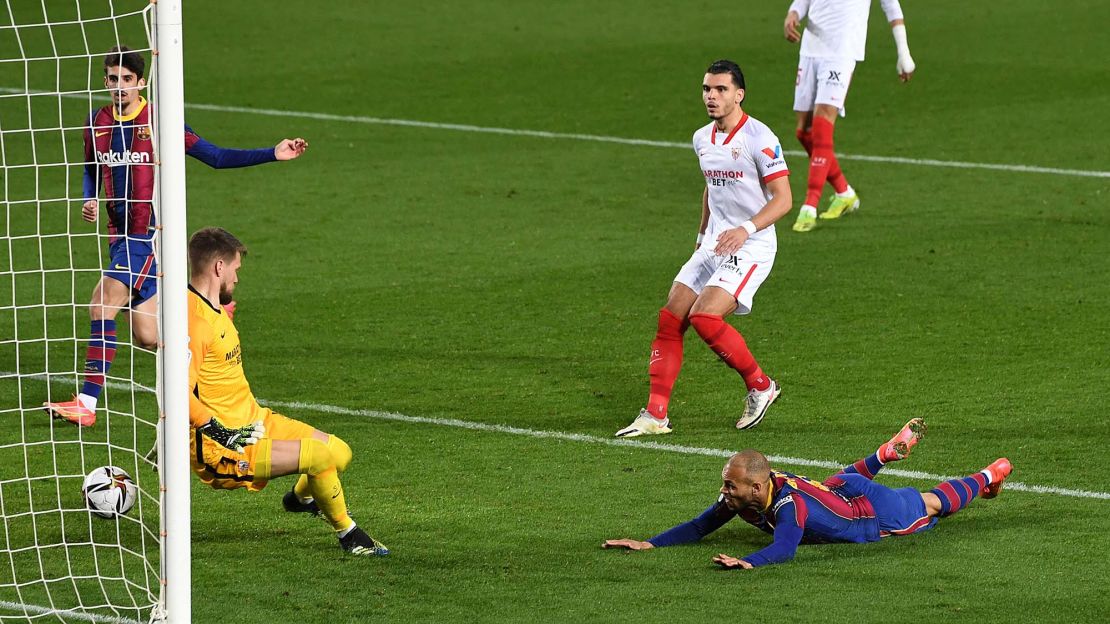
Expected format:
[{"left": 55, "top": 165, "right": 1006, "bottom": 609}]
[
  {"left": 44, "top": 45, "right": 308, "bottom": 428},
  {"left": 186, "top": 227, "right": 387, "bottom": 556},
  {"left": 603, "top": 419, "right": 1012, "bottom": 568}
]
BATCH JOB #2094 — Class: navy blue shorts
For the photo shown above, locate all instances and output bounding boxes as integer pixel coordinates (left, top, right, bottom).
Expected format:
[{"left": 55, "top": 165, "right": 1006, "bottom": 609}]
[
  {"left": 103, "top": 238, "right": 157, "bottom": 307},
  {"left": 835, "top": 473, "right": 938, "bottom": 537}
]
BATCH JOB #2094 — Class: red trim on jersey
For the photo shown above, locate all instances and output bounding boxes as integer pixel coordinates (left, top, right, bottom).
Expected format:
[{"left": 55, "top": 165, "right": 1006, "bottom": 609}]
[
  {"left": 762, "top": 169, "right": 790, "bottom": 183},
  {"left": 732, "top": 264, "right": 758, "bottom": 298},
  {"left": 722, "top": 114, "right": 748, "bottom": 145},
  {"left": 710, "top": 113, "right": 749, "bottom": 145},
  {"left": 789, "top": 492, "right": 808, "bottom": 527}
]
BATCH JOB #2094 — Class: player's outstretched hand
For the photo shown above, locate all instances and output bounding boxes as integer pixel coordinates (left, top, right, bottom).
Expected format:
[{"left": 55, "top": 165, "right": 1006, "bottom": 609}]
[
  {"left": 199, "top": 418, "right": 266, "bottom": 453},
  {"left": 712, "top": 553, "right": 753, "bottom": 570},
  {"left": 274, "top": 138, "right": 309, "bottom": 161},
  {"left": 81, "top": 199, "right": 99, "bottom": 223},
  {"left": 783, "top": 10, "right": 801, "bottom": 43},
  {"left": 602, "top": 539, "right": 654, "bottom": 551},
  {"left": 897, "top": 55, "right": 916, "bottom": 82},
  {"left": 714, "top": 227, "right": 749, "bottom": 256}
]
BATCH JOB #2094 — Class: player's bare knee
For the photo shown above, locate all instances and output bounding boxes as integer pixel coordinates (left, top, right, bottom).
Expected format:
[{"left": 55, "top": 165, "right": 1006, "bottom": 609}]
[
  {"left": 794, "top": 111, "right": 812, "bottom": 132},
  {"left": 132, "top": 328, "right": 158, "bottom": 350},
  {"left": 813, "top": 104, "right": 839, "bottom": 123},
  {"left": 663, "top": 282, "right": 697, "bottom": 319},
  {"left": 88, "top": 302, "right": 115, "bottom": 321},
  {"left": 327, "top": 435, "right": 353, "bottom": 473}
]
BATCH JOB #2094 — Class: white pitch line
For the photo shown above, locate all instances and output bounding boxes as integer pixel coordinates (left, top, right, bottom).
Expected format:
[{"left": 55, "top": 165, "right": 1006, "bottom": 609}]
[
  {"left": 265, "top": 399, "right": 1110, "bottom": 501},
  {"left": 183, "top": 103, "right": 1110, "bottom": 179},
  {"left": 7, "top": 372, "right": 1109, "bottom": 500},
  {"left": 0, "top": 599, "right": 144, "bottom": 624},
  {"left": 1, "top": 86, "right": 1108, "bottom": 179}
]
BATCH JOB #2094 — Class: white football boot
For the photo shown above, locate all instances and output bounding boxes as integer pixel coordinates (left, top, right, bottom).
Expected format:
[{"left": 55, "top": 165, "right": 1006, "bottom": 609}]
[
  {"left": 736, "top": 380, "right": 780, "bottom": 430},
  {"left": 615, "top": 409, "right": 673, "bottom": 438}
]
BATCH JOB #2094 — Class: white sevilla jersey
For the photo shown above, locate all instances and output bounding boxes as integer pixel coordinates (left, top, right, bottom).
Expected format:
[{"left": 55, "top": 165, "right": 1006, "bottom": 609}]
[
  {"left": 692, "top": 114, "right": 789, "bottom": 248},
  {"left": 792, "top": 0, "right": 904, "bottom": 61}
]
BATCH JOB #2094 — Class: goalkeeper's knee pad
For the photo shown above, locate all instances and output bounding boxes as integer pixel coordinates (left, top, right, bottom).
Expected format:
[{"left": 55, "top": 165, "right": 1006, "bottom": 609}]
[
  {"left": 327, "top": 435, "right": 353, "bottom": 473},
  {"left": 297, "top": 437, "right": 334, "bottom": 476}
]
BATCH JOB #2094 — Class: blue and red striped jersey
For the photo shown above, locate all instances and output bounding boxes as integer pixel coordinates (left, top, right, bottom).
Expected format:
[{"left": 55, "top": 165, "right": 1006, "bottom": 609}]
[
  {"left": 648, "top": 470, "right": 885, "bottom": 566},
  {"left": 83, "top": 96, "right": 278, "bottom": 243}
]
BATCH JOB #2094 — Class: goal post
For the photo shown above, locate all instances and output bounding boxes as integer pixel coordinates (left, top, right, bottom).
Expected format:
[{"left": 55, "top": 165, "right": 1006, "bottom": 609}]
[
  {"left": 153, "top": 0, "right": 190, "bottom": 622},
  {"left": 0, "top": 1, "right": 189, "bottom": 621}
]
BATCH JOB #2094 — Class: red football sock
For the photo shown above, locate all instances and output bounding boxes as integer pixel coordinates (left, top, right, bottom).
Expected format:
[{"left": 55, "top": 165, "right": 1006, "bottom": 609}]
[
  {"left": 809, "top": 116, "right": 850, "bottom": 199},
  {"left": 799, "top": 125, "right": 847, "bottom": 192},
  {"left": 688, "top": 313, "right": 770, "bottom": 391},
  {"left": 827, "top": 161, "right": 849, "bottom": 194},
  {"left": 795, "top": 128, "right": 813, "bottom": 156},
  {"left": 805, "top": 117, "right": 834, "bottom": 206},
  {"left": 645, "top": 309, "right": 688, "bottom": 419}
]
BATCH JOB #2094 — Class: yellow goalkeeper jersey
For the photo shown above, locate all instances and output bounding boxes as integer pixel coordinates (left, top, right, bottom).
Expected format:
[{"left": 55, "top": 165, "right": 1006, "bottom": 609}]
[{"left": 187, "top": 285, "right": 259, "bottom": 429}]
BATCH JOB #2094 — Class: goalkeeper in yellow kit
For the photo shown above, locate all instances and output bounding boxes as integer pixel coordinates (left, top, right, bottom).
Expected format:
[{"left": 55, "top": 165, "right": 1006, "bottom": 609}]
[{"left": 186, "top": 227, "right": 387, "bottom": 556}]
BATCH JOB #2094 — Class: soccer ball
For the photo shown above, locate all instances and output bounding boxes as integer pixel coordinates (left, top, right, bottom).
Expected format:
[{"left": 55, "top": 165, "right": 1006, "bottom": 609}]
[{"left": 82, "top": 466, "right": 137, "bottom": 519}]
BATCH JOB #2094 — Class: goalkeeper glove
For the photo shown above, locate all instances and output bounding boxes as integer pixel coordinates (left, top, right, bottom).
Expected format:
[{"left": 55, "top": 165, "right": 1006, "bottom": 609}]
[{"left": 199, "top": 418, "right": 265, "bottom": 453}]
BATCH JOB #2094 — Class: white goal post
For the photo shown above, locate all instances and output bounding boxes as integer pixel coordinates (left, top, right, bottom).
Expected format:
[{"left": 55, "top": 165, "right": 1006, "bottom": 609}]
[{"left": 0, "top": 1, "right": 190, "bottom": 622}]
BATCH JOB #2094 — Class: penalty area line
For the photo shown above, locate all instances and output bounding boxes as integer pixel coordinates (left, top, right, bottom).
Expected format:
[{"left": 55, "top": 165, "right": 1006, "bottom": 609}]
[{"left": 7, "top": 372, "right": 1109, "bottom": 501}]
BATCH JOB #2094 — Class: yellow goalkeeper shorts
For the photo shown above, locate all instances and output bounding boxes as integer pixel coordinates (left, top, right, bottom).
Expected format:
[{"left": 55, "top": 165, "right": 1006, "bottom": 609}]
[{"left": 190, "top": 407, "right": 316, "bottom": 492}]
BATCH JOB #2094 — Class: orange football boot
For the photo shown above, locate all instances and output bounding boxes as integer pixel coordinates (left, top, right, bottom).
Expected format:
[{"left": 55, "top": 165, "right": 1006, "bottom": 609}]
[
  {"left": 878, "top": 417, "right": 927, "bottom": 463},
  {"left": 43, "top": 396, "right": 96, "bottom": 427},
  {"left": 981, "top": 458, "right": 1013, "bottom": 499}
]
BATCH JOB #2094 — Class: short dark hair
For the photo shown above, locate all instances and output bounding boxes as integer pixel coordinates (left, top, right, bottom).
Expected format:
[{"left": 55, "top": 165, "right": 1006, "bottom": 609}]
[
  {"left": 189, "top": 227, "right": 247, "bottom": 276},
  {"left": 104, "top": 45, "right": 145, "bottom": 79},
  {"left": 706, "top": 59, "right": 745, "bottom": 90}
]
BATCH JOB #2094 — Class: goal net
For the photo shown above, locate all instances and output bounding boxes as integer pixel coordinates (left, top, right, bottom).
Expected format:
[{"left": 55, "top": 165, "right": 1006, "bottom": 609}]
[{"left": 0, "top": 1, "right": 189, "bottom": 622}]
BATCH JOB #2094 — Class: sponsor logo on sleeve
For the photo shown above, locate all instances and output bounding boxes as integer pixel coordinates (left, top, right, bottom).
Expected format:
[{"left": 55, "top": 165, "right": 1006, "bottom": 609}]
[
  {"left": 761, "top": 145, "right": 785, "bottom": 169},
  {"left": 772, "top": 495, "right": 793, "bottom": 514}
]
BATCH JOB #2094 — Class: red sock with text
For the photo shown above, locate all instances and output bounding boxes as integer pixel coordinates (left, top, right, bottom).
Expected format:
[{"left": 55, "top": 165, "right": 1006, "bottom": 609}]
[
  {"left": 645, "top": 309, "right": 688, "bottom": 420},
  {"left": 688, "top": 313, "right": 770, "bottom": 391}
]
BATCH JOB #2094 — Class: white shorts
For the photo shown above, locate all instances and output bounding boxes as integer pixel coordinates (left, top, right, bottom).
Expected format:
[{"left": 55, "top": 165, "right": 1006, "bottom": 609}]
[
  {"left": 673, "top": 243, "right": 775, "bottom": 316},
  {"left": 794, "top": 56, "right": 856, "bottom": 117}
]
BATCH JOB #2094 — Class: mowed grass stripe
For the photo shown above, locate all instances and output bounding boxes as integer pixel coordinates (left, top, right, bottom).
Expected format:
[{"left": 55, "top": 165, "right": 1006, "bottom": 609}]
[
  {"left": 10, "top": 373, "right": 1108, "bottom": 501},
  {"left": 1, "top": 87, "right": 1108, "bottom": 178}
]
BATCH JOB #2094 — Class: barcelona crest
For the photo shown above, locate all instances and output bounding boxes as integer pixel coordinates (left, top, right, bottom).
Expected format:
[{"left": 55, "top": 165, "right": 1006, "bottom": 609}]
[{"left": 136, "top": 125, "right": 151, "bottom": 142}]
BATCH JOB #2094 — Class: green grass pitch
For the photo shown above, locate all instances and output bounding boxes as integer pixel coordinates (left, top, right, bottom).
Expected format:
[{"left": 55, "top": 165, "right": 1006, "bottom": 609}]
[{"left": 1, "top": 0, "right": 1109, "bottom": 621}]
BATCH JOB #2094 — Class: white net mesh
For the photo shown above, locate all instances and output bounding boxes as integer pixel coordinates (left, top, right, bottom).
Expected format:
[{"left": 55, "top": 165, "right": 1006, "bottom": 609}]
[{"left": 0, "top": 2, "right": 164, "bottom": 622}]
